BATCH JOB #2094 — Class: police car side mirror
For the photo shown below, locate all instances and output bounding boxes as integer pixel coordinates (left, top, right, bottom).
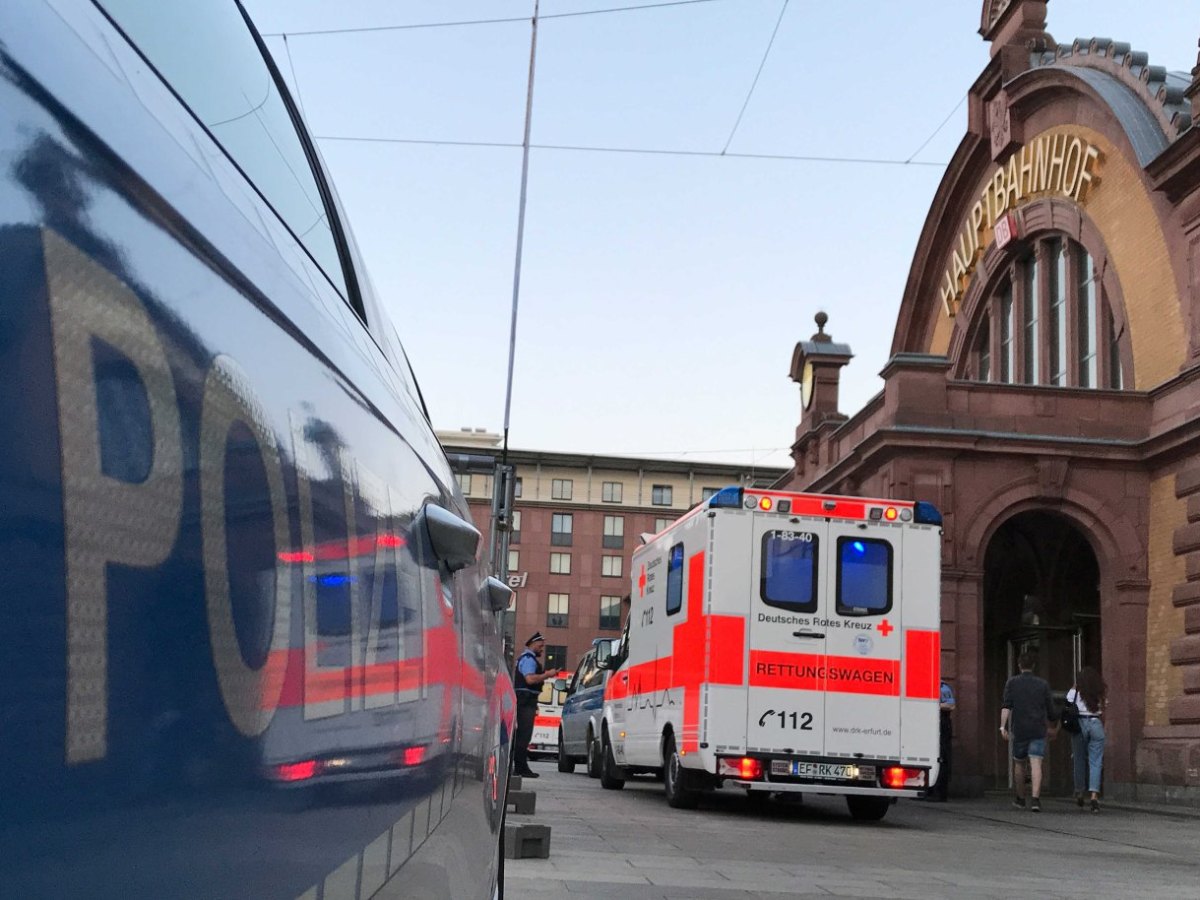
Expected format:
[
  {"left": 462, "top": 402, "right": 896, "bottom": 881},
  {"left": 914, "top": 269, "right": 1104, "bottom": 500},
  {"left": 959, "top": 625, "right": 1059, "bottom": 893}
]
[
  {"left": 482, "top": 576, "right": 512, "bottom": 613},
  {"left": 420, "top": 503, "right": 480, "bottom": 573}
]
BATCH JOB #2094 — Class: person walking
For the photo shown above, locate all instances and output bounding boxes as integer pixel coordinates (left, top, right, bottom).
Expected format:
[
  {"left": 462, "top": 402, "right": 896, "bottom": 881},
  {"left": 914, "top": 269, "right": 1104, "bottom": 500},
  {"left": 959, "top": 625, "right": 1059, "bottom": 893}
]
[
  {"left": 512, "top": 631, "right": 559, "bottom": 778},
  {"left": 1066, "top": 666, "right": 1107, "bottom": 812},
  {"left": 1000, "top": 652, "right": 1057, "bottom": 812},
  {"left": 929, "top": 679, "right": 955, "bottom": 801}
]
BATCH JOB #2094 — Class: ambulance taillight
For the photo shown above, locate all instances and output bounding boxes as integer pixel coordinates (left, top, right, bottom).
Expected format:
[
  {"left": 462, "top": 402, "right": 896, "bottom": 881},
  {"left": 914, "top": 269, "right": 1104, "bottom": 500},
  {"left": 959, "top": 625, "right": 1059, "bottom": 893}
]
[
  {"left": 882, "top": 767, "right": 927, "bottom": 789},
  {"left": 718, "top": 757, "right": 763, "bottom": 780}
]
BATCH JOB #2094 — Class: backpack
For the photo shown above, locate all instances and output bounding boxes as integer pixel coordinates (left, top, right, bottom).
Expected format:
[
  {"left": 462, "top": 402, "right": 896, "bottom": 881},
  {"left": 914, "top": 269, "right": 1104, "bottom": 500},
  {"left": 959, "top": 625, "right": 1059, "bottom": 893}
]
[{"left": 1061, "top": 692, "right": 1082, "bottom": 735}]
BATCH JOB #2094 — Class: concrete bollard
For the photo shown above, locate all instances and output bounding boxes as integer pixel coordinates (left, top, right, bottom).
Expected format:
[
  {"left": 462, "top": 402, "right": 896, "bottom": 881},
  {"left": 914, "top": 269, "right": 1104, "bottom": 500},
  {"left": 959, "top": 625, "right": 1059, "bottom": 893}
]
[
  {"left": 503, "top": 822, "right": 551, "bottom": 859},
  {"left": 506, "top": 789, "right": 536, "bottom": 814}
]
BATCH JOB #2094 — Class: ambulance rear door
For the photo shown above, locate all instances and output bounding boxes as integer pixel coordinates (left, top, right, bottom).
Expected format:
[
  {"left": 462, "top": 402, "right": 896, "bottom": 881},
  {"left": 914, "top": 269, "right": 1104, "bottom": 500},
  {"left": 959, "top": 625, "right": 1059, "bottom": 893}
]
[
  {"left": 745, "top": 514, "right": 828, "bottom": 758},
  {"left": 821, "top": 519, "right": 902, "bottom": 761}
]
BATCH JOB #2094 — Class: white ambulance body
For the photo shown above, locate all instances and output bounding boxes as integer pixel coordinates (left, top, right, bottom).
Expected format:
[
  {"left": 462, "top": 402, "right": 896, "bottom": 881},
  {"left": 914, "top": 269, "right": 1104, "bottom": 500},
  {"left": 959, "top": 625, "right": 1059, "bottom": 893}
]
[
  {"left": 528, "top": 672, "right": 572, "bottom": 758},
  {"left": 601, "top": 486, "right": 943, "bottom": 820}
]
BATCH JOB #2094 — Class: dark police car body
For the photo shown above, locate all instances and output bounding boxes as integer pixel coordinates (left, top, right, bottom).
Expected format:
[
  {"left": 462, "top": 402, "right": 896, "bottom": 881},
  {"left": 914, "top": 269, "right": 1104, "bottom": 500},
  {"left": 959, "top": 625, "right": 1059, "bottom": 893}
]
[{"left": 0, "top": 1, "right": 514, "bottom": 897}]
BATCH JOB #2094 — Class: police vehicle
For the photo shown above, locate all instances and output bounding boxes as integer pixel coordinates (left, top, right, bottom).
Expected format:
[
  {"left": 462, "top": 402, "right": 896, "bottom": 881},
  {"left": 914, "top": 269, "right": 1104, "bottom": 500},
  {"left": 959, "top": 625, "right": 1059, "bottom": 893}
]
[{"left": 0, "top": 1, "right": 514, "bottom": 897}]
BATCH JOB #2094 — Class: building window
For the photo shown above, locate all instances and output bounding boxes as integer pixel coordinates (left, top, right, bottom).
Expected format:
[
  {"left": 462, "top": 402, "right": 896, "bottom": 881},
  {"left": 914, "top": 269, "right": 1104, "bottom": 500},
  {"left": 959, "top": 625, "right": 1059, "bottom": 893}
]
[
  {"left": 651, "top": 485, "right": 673, "bottom": 506},
  {"left": 970, "top": 235, "right": 1124, "bottom": 392},
  {"left": 508, "top": 550, "right": 520, "bottom": 572},
  {"left": 1023, "top": 254, "right": 1040, "bottom": 384},
  {"left": 976, "top": 318, "right": 991, "bottom": 381},
  {"left": 510, "top": 510, "right": 521, "bottom": 544},
  {"left": 603, "top": 515, "right": 625, "bottom": 549},
  {"left": 551, "top": 478, "right": 573, "bottom": 500},
  {"left": 513, "top": 477, "right": 522, "bottom": 499},
  {"left": 599, "top": 595, "right": 622, "bottom": 630},
  {"left": 701, "top": 487, "right": 721, "bottom": 501},
  {"left": 550, "top": 552, "right": 571, "bottom": 575},
  {"left": 547, "top": 593, "right": 569, "bottom": 629},
  {"left": 602, "top": 556, "right": 623, "bottom": 578},
  {"left": 545, "top": 644, "right": 568, "bottom": 671},
  {"left": 999, "top": 285, "right": 1014, "bottom": 383},
  {"left": 551, "top": 513, "right": 573, "bottom": 546},
  {"left": 1048, "top": 241, "right": 1067, "bottom": 386},
  {"left": 456, "top": 473, "right": 472, "bottom": 495},
  {"left": 602, "top": 481, "right": 623, "bottom": 503},
  {"left": 1078, "top": 251, "right": 1098, "bottom": 388},
  {"left": 654, "top": 517, "right": 674, "bottom": 533}
]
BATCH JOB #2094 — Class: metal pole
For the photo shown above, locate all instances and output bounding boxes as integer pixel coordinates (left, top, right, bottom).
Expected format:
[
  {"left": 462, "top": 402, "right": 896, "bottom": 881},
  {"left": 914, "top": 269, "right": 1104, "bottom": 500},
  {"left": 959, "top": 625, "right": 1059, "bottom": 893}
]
[{"left": 501, "top": 0, "right": 540, "bottom": 467}]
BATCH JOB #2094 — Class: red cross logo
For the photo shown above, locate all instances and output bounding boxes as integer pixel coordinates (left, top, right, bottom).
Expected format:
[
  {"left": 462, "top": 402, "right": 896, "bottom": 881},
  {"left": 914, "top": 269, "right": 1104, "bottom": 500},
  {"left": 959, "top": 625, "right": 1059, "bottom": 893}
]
[
  {"left": 638, "top": 564, "right": 647, "bottom": 597},
  {"left": 877, "top": 619, "right": 894, "bottom": 637}
]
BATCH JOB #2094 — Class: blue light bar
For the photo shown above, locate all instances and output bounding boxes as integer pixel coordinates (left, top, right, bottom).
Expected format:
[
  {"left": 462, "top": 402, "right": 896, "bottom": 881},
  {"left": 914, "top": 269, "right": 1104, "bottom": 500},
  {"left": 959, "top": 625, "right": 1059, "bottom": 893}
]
[
  {"left": 913, "top": 501, "right": 943, "bottom": 526},
  {"left": 706, "top": 486, "right": 744, "bottom": 509}
]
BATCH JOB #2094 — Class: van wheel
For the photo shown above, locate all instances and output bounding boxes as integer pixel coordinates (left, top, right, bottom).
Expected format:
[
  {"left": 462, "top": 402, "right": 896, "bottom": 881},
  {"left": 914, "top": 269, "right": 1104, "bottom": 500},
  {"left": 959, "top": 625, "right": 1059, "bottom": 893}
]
[
  {"left": 598, "top": 732, "right": 625, "bottom": 790},
  {"left": 663, "top": 734, "right": 699, "bottom": 809},
  {"left": 586, "top": 730, "right": 602, "bottom": 779},
  {"left": 556, "top": 733, "right": 575, "bottom": 774},
  {"left": 846, "top": 796, "right": 890, "bottom": 821}
]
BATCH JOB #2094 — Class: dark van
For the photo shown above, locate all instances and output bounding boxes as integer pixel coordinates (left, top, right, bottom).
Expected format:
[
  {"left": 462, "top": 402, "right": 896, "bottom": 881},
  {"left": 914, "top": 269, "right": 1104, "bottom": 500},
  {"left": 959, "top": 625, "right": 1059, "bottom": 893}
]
[{"left": 0, "top": 2, "right": 513, "bottom": 898}]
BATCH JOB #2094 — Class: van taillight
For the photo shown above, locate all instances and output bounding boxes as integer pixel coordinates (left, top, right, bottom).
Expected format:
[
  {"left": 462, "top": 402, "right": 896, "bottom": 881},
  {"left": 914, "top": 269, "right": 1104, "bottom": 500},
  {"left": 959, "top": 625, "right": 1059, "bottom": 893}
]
[
  {"left": 718, "top": 757, "right": 763, "bottom": 780},
  {"left": 402, "top": 746, "right": 427, "bottom": 767},
  {"left": 882, "top": 766, "right": 925, "bottom": 789},
  {"left": 275, "top": 760, "right": 319, "bottom": 782}
]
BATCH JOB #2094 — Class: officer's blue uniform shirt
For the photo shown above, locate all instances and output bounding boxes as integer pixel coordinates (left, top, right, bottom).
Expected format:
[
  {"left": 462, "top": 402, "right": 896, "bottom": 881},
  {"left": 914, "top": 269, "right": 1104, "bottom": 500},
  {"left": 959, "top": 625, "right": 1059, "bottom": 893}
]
[
  {"left": 940, "top": 681, "right": 956, "bottom": 709},
  {"left": 516, "top": 650, "right": 539, "bottom": 694}
]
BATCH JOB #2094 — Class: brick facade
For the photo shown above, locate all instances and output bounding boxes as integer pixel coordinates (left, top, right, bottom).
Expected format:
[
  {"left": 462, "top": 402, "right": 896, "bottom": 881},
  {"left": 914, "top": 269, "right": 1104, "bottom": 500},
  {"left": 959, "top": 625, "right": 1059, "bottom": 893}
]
[{"left": 781, "top": 3, "right": 1200, "bottom": 803}]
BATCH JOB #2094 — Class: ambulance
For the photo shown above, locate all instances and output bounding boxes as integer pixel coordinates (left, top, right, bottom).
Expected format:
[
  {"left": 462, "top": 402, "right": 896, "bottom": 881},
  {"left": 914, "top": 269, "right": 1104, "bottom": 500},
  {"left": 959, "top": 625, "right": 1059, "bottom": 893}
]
[
  {"left": 599, "top": 486, "right": 943, "bottom": 820},
  {"left": 528, "top": 671, "right": 572, "bottom": 758}
]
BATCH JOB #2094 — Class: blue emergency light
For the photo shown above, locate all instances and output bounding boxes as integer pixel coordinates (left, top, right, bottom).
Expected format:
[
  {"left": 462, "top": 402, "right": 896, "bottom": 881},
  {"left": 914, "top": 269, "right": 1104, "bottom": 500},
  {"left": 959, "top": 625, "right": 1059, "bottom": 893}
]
[
  {"left": 913, "top": 501, "right": 943, "bottom": 526},
  {"left": 706, "top": 486, "right": 744, "bottom": 508}
]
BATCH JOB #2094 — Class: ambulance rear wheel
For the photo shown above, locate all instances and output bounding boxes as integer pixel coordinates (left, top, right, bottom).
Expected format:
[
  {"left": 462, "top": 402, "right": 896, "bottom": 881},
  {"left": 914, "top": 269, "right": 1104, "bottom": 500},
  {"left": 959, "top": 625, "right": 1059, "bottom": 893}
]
[
  {"left": 846, "top": 796, "right": 890, "bottom": 821},
  {"left": 598, "top": 732, "right": 625, "bottom": 790},
  {"left": 663, "top": 734, "right": 699, "bottom": 810},
  {"left": 556, "top": 733, "right": 575, "bottom": 774}
]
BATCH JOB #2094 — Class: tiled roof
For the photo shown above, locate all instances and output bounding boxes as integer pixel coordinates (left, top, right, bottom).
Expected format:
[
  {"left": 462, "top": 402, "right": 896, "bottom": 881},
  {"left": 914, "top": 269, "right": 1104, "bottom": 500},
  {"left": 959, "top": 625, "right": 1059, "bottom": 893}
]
[{"left": 1031, "top": 38, "right": 1193, "bottom": 141}]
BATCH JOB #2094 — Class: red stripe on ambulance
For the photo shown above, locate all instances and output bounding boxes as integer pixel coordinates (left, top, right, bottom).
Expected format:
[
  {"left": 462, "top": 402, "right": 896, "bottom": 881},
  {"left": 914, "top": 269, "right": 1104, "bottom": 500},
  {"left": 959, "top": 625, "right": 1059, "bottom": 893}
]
[{"left": 904, "top": 629, "right": 941, "bottom": 699}]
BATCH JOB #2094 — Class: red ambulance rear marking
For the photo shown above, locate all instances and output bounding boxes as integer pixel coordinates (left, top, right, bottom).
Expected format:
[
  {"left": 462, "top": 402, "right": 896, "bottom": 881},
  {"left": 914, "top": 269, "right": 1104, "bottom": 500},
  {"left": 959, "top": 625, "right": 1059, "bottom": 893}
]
[
  {"left": 749, "top": 650, "right": 900, "bottom": 696},
  {"left": 533, "top": 715, "right": 559, "bottom": 728},
  {"left": 904, "top": 629, "right": 941, "bottom": 699}
]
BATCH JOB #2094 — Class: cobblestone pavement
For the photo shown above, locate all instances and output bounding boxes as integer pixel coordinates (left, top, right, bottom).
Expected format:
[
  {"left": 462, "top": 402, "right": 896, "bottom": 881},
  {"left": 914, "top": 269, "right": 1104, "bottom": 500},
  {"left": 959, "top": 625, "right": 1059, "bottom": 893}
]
[{"left": 506, "top": 765, "right": 1200, "bottom": 899}]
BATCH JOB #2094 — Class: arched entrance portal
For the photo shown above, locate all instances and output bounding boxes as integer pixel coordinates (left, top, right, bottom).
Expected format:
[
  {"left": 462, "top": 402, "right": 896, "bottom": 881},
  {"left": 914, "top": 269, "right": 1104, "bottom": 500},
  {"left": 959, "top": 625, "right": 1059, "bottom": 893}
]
[{"left": 982, "top": 511, "right": 1102, "bottom": 795}]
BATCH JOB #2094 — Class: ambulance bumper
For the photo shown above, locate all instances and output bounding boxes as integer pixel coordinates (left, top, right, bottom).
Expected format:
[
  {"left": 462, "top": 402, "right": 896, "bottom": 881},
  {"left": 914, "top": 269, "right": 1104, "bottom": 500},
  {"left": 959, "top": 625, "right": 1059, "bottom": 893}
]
[{"left": 730, "top": 780, "right": 920, "bottom": 798}]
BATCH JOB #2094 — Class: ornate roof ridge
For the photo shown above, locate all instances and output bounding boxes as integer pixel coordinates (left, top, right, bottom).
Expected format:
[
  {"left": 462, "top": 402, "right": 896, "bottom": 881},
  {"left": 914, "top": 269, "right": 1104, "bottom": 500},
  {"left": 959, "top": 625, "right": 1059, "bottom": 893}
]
[{"left": 1031, "top": 37, "right": 1193, "bottom": 139}]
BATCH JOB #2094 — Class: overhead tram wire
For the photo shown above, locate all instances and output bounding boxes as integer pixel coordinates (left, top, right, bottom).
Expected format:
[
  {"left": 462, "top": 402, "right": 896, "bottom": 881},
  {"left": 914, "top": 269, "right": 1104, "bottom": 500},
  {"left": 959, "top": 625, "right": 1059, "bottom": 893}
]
[
  {"left": 260, "top": 0, "right": 731, "bottom": 39},
  {"left": 721, "top": 0, "right": 790, "bottom": 155},
  {"left": 314, "top": 134, "right": 948, "bottom": 168},
  {"left": 906, "top": 93, "right": 968, "bottom": 163}
]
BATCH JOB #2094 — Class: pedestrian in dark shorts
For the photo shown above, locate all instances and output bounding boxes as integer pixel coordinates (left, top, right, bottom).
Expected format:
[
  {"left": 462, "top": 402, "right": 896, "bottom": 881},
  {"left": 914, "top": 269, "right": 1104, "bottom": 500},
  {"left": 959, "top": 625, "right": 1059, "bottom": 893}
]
[{"left": 999, "top": 652, "right": 1057, "bottom": 812}]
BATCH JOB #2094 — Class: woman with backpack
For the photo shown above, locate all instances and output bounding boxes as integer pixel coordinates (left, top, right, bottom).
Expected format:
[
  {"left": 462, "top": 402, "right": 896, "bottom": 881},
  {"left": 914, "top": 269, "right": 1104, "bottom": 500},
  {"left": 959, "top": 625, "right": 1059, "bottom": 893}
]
[{"left": 1066, "top": 666, "right": 1107, "bottom": 812}]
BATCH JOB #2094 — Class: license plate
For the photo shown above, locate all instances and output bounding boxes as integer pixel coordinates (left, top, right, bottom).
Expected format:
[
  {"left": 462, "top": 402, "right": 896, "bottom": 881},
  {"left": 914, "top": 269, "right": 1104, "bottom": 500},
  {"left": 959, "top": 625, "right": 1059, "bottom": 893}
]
[{"left": 770, "top": 760, "right": 876, "bottom": 781}]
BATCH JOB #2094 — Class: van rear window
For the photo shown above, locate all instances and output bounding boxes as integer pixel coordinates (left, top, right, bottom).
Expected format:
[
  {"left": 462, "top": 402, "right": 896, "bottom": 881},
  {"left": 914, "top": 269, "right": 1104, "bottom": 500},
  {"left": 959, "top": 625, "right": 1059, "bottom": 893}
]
[
  {"left": 760, "top": 531, "right": 818, "bottom": 612},
  {"left": 836, "top": 537, "right": 892, "bottom": 615}
]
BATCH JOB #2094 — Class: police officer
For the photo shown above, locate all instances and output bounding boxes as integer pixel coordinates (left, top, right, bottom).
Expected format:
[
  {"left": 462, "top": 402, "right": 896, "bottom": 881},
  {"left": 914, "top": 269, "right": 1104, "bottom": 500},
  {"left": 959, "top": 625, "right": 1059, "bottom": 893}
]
[
  {"left": 930, "top": 679, "right": 955, "bottom": 800},
  {"left": 512, "top": 632, "right": 559, "bottom": 778}
]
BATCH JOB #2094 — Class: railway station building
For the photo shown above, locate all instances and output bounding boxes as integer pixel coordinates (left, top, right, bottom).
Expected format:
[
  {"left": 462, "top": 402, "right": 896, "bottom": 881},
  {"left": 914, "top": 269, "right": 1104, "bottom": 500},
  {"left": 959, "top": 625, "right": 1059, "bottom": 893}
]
[{"left": 779, "top": 1, "right": 1200, "bottom": 802}]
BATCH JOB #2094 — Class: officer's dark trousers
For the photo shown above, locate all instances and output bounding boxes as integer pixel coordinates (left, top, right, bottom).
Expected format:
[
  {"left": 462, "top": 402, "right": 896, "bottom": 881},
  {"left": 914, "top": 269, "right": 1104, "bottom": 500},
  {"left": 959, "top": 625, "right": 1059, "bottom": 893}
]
[
  {"left": 933, "top": 713, "right": 952, "bottom": 799},
  {"left": 513, "top": 695, "right": 538, "bottom": 774}
]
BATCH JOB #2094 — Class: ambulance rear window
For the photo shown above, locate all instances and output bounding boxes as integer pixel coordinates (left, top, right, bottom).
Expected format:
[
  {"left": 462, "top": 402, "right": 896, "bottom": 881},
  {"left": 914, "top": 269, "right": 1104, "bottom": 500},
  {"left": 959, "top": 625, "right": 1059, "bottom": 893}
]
[
  {"left": 760, "top": 531, "right": 818, "bottom": 612},
  {"left": 836, "top": 537, "right": 892, "bottom": 615}
]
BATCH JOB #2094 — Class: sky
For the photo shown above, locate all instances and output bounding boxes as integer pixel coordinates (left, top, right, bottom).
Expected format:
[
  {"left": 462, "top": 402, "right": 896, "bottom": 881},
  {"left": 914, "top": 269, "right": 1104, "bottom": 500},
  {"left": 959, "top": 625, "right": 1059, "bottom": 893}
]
[{"left": 241, "top": 0, "right": 1198, "bottom": 471}]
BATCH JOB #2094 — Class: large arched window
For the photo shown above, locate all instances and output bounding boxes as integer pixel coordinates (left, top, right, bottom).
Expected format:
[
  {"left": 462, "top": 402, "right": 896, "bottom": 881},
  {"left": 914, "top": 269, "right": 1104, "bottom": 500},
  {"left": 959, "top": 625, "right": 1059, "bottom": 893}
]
[{"left": 969, "top": 235, "right": 1124, "bottom": 390}]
